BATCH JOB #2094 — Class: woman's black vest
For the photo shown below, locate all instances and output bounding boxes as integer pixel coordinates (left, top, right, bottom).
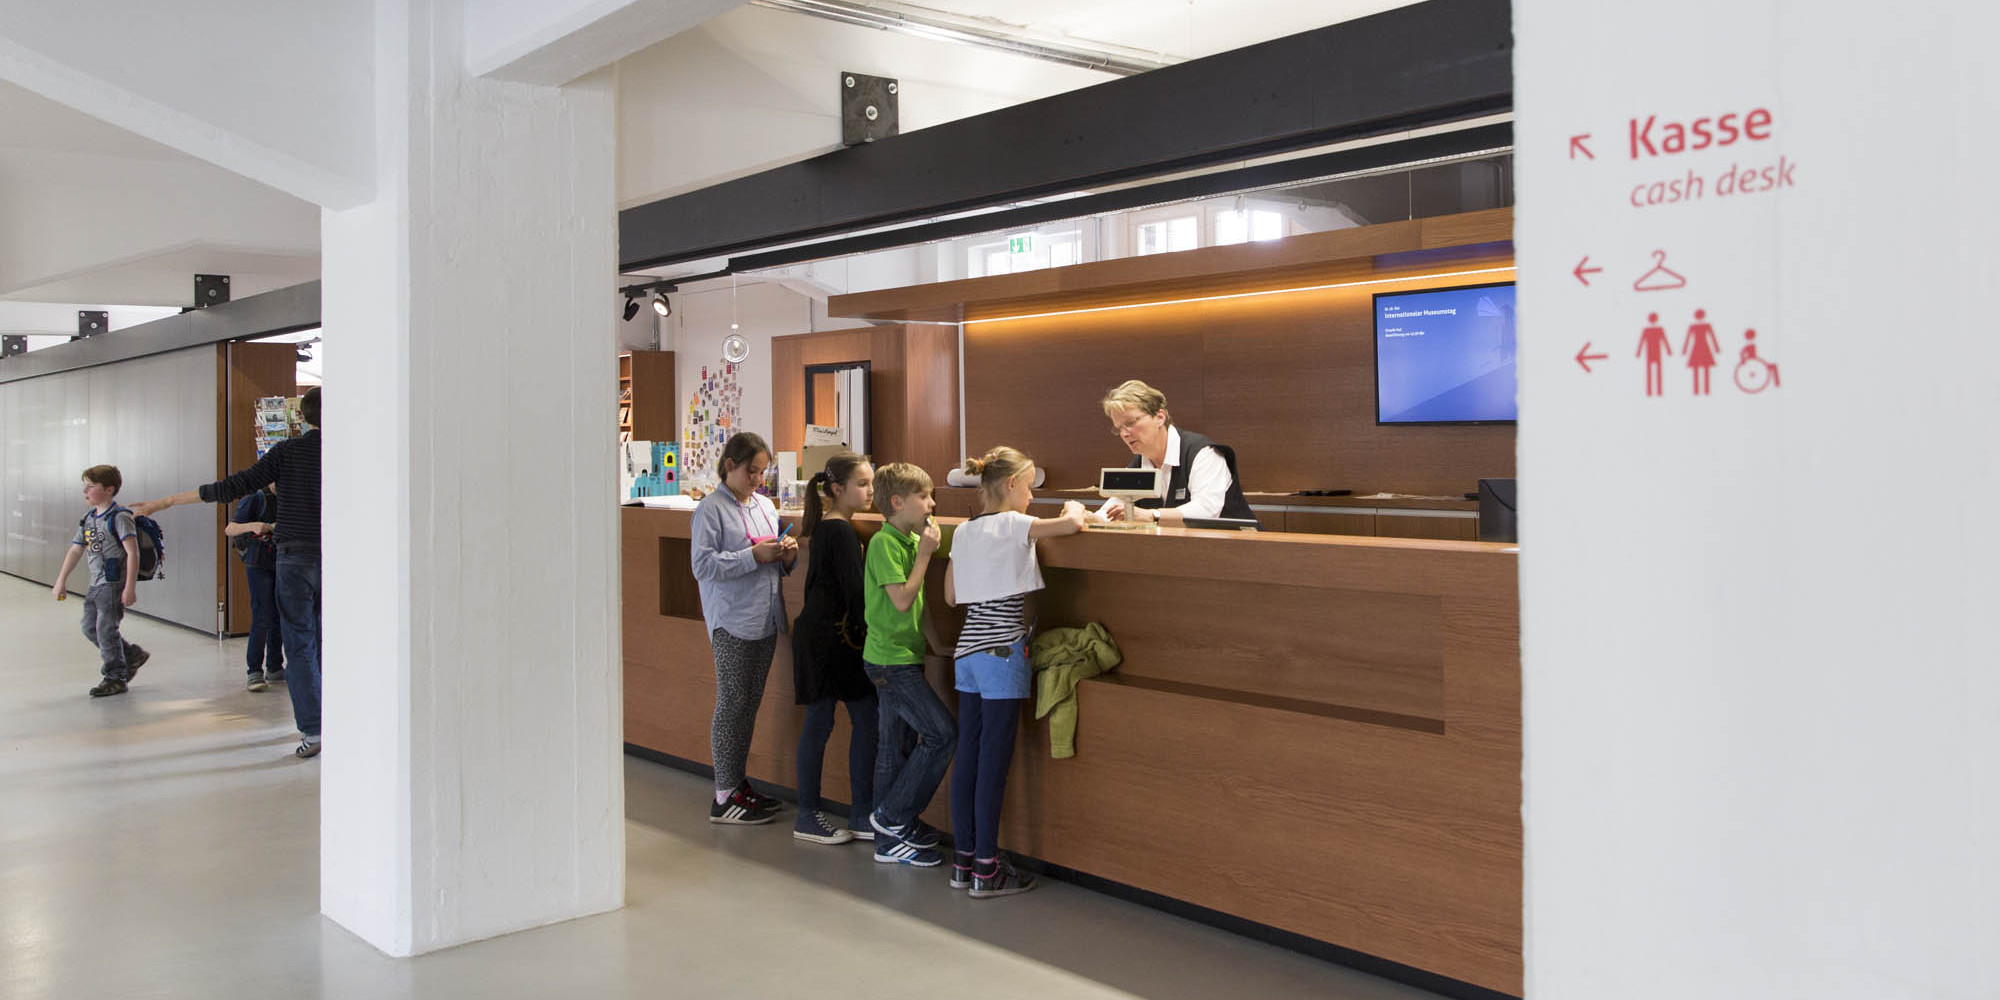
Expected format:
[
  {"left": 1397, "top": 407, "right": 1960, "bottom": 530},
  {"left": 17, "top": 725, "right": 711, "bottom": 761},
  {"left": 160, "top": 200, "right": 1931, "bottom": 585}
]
[{"left": 1132, "top": 430, "right": 1259, "bottom": 524}]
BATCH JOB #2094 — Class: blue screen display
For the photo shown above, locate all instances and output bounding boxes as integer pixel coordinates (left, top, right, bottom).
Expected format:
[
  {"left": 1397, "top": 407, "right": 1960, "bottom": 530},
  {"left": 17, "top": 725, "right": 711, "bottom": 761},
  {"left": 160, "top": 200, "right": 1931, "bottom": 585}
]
[{"left": 1374, "top": 283, "right": 1518, "bottom": 424}]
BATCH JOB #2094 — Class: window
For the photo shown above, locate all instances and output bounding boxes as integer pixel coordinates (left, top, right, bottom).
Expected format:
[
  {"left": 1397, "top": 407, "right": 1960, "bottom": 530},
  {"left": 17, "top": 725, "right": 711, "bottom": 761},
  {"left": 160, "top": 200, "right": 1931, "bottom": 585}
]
[
  {"left": 1216, "top": 208, "right": 1286, "bottom": 245},
  {"left": 1135, "top": 215, "right": 1198, "bottom": 256}
]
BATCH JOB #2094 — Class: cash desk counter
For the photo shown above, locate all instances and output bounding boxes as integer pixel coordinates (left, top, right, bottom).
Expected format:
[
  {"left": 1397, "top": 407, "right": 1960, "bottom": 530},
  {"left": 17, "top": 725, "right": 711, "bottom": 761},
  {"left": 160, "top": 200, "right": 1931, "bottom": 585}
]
[{"left": 622, "top": 505, "right": 1521, "bottom": 996}]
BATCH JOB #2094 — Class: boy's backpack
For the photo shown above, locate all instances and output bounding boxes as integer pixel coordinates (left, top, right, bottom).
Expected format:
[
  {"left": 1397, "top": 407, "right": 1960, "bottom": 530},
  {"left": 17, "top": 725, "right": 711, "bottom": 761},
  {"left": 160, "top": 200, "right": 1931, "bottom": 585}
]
[{"left": 87, "top": 505, "right": 166, "bottom": 582}]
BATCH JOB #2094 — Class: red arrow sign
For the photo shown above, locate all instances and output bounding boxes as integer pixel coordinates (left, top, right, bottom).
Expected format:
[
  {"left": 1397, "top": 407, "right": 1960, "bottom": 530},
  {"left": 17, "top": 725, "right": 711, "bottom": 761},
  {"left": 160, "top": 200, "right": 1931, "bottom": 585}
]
[
  {"left": 1569, "top": 134, "right": 1594, "bottom": 160},
  {"left": 1573, "top": 256, "right": 1603, "bottom": 286},
  {"left": 1575, "top": 342, "right": 1609, "bottom": 373}
]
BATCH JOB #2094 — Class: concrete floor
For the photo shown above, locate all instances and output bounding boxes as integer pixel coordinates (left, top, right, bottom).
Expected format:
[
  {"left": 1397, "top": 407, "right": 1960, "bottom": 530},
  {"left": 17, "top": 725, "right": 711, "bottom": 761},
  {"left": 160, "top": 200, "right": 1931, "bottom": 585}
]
[{"left": 1, "top": 573, "right": 1440, "bottom": 1000}]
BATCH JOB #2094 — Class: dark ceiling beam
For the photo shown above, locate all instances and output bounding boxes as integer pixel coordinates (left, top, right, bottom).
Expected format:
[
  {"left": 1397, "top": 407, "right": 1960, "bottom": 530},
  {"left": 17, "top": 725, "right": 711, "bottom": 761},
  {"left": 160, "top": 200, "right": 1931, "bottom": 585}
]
[
  {"left": 619, "top": 0, "right": 1512, "bottom": 271},
  {"left": 0, "top": 282, "right": 321, "bottom": 385}
]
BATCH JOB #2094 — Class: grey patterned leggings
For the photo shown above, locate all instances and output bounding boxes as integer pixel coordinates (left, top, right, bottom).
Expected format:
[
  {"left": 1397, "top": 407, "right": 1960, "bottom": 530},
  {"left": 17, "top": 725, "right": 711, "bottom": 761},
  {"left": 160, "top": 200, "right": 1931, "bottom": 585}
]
[{"left": 710, "top": 628, "right": 778, "bottom": 794}]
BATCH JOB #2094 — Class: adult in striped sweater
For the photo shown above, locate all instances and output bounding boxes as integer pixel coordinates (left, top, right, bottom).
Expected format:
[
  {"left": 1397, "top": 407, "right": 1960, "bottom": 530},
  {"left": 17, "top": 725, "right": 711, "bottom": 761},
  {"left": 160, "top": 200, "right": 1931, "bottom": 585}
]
[{"left": 135, "top": 386, "right": 323, "bottom": 760}]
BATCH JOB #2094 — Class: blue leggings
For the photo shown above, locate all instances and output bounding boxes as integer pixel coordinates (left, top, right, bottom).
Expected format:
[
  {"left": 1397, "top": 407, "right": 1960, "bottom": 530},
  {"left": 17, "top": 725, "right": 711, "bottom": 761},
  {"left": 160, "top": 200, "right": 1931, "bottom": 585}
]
[{"left": 949, "top": 692, "right": 1021, "bottom": 861}]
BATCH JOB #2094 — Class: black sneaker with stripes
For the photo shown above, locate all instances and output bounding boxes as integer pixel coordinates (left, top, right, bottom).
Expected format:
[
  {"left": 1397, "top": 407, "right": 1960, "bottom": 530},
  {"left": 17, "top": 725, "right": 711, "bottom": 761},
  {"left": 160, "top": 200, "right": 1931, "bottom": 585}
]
[
  {"left": 710, "top": 786, "right": 776, "bottom": 825},
  {"left": 874, "top": 837, "right": 942, "bottom": 867},
  {"left": 969, "top": 858, "right": 1038, "bottom": 899}
]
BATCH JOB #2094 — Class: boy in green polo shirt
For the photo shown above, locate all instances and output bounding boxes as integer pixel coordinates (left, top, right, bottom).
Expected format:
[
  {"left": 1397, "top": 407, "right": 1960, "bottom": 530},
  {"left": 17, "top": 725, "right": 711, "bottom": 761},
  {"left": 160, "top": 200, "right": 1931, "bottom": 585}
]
[{"left": 862, "top": 462, "right": 955, "bottom": 868}]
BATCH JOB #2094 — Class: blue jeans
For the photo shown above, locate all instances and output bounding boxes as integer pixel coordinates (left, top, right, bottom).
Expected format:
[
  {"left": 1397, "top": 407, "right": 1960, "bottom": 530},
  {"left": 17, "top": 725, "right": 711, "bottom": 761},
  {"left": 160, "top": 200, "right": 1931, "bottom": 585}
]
[
  {"left": 244, "top": 564, "right": 285, "bottom": 676},
  {"left": 275, "top": 550, "right": 322, "bottom": 738},
  {"left": 864, "top": 662, "right": 956, "bottom": 829},
  {"left": 950, "top": 691, "right": 1022, "bottom": 862},
  {"left": 796, "top": 692, "right": 879, "bottom": 823}
]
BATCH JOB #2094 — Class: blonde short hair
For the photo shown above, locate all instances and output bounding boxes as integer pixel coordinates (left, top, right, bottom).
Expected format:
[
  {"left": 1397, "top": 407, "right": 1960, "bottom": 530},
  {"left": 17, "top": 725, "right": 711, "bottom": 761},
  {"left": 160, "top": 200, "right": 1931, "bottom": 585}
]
[
  {"left": 1101, "top": 379, "right": 1169, "bottom": 422},
  {"left": 873, "top": 462, "right": 933, "bottom": 513}
]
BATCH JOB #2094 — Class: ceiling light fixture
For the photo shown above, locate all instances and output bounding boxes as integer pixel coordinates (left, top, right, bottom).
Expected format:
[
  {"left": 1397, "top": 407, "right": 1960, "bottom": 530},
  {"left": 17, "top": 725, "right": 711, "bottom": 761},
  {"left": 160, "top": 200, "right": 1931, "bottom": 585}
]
[
  {"left": 964, "top": 266, "right": 1517, "bottom": 326},
  {"left": 652, "top": 291, "right": 672, "bottom": 317},
  {"left": 619, "top": 279, "right": 681, "bottom": 321},
  {"left": 623, "top": 297, "right": 642, "bottom": 322}
]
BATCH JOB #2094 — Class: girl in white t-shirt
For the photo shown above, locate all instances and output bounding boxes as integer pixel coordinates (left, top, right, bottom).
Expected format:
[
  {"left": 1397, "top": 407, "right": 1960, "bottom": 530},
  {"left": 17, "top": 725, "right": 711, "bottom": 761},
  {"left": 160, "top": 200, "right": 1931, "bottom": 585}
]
[{"left": 942, "top": 446, "right": 1086, "bottom": 898}]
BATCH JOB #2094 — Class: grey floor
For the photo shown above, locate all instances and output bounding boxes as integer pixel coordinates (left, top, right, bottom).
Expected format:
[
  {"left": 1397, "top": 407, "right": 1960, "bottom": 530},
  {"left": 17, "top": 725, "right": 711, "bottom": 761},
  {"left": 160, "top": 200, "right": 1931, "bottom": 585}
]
[{"left": 1, "top": 572, "right": 1440, "bottom": 1000}]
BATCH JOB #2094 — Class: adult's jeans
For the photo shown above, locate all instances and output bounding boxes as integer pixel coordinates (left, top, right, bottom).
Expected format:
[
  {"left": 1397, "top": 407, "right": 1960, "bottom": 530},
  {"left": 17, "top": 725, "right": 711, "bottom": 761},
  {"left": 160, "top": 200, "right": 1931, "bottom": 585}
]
[
  {"left": 796, "top": 691, "right": 880, "bottom": 823},
  {"left": 244, "top": 564, "right": 285, "bottom": 677},
  {"left": 275, "top": 549, "right": 322, "bottom": 738},
  {"left": 863, "top": 662, "right": 956, "bottom": 829}
]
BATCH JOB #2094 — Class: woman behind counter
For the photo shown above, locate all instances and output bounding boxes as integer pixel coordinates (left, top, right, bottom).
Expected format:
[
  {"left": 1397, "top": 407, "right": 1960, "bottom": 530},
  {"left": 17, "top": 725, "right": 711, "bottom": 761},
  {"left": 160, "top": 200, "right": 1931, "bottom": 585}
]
[{"left": 1096, "top": 379, "right": 1258, "bottom": 525}]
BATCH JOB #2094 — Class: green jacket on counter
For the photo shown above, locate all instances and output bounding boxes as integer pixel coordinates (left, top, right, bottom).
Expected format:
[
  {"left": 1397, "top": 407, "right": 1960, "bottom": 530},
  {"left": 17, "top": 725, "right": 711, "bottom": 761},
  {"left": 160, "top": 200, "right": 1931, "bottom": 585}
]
[{"left": 1031, "top": 623, "right": 1122, "bottom": 759}]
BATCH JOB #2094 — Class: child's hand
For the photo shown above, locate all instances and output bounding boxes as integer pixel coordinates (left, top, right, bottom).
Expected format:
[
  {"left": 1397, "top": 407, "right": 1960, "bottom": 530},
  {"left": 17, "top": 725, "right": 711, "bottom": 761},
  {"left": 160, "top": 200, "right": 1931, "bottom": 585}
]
[
  {"left": 52, "top": 583, "right": 66, "bottom": 600},
  {"left": 779, "top": 536, "right": 799, "bottom": 565},
  {"left": 917, "top": 518, "right": 941, "bottom": 554},
  {"left": 750, "top": 539, "right": 782, "bottom": 563},
  {"left": 121, "top": 586, "right": 137, "bottom": 607}
]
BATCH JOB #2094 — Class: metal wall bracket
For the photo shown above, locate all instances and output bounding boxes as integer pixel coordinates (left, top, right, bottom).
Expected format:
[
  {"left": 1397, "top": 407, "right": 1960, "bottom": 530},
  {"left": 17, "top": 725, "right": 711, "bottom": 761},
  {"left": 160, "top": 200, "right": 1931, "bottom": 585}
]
[
  {"left": 77, "top": 311, "right": 108, "bottom": 339},
  {"left": 195, "top": 273, "right": 231, "bottom": 308},
  {"left": 841, "top": 71, "right": 899, "bottom": 146},
  {"left": 1, "top": 335, "right": 26, "bottom": 358}
]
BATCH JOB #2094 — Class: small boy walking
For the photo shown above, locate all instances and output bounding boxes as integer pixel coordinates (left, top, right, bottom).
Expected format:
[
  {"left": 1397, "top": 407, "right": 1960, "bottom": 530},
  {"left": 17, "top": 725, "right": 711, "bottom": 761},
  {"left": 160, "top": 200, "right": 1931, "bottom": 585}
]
[
  {"left": 862, "top": 462, "right": 955, "bottom": 868},
  {"left": 51, "top": 465, "right": 150, "bottom": 697}
]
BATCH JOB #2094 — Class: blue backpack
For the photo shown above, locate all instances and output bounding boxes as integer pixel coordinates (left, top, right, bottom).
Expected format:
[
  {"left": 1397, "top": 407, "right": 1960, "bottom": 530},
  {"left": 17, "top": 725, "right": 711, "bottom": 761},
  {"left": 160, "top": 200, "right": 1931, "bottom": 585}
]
[{"left": 88, "top": 505, "right": 166, "bottom": 582}]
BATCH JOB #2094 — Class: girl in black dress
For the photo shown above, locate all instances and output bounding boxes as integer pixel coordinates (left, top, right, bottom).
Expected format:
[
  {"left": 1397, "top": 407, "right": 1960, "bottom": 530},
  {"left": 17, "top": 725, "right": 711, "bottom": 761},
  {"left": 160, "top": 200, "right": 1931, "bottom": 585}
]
[{"left": 790, "top": 451, "right": 881, "bottom": 844}]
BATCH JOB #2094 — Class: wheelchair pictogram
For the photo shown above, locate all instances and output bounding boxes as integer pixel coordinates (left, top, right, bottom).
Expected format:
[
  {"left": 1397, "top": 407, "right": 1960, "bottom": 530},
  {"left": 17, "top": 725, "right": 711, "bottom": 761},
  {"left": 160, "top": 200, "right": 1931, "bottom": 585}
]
[{"left": 1733, "top": 328, "right": 1780, "bottom": 394}]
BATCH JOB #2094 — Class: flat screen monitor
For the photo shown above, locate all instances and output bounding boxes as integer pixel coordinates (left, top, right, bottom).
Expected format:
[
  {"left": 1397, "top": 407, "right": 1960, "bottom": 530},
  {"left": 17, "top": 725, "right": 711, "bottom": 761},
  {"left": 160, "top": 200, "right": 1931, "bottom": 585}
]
[{"left": 1373, "top": 282, "right": 1518, "bottom": 424}]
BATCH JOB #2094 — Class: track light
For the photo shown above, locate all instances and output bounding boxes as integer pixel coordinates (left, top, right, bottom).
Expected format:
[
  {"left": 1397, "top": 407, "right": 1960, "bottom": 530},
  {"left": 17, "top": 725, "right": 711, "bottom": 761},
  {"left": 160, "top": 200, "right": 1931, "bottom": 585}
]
[
  {"left": 652, "top": 291, "right": 672, "bottom": 317},
  {"left": 622, "top": 296, "right": 642, "bottom": 322}
]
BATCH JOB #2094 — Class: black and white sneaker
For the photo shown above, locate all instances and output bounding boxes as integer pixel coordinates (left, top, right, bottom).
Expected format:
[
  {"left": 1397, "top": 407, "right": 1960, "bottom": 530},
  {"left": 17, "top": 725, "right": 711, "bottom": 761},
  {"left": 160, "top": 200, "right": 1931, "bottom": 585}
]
[
  {"left": 949, "top": 851, "right": 976, "bottom": 890},
  {"left": 868, "top": 810, "right": 941, "bottom": 849},
  {"left": 969, "top": 859, "right": 1038, "bottom": 899},
  {"left": 294, "top": 738, "right": 322, "bottom": 759},
  {"left": 874, "top": 838, "right": 942, "bottom": 867},
  {"left": 247, "top": 674, "right": 269, "bottom": 692},
  {"left": 710, "top": 787, "right": 776, "bottom": 825},
  {"left": 737, "top": 780, "right": 782, "bottom": 813},
  {"left": 793, "top": 809, "right": 855, "bottom": 845},
  {"left": 846, "top": 825, "right": 875, "bottom": 842}
]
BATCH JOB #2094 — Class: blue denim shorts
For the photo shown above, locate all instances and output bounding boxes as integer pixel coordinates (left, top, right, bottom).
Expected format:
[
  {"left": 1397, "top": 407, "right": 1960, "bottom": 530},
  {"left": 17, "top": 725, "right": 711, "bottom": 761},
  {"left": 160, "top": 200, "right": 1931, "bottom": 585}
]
[{"left": 953, "top": 636, "right": 1031, "bottom": 700}]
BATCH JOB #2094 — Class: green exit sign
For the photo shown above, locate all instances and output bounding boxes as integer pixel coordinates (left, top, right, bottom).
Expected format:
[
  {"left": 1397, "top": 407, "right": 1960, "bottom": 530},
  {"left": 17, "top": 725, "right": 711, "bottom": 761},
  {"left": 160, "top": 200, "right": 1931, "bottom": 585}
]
[{"left": 1008, "top": 234, "right": 1034, "bottom": 254}]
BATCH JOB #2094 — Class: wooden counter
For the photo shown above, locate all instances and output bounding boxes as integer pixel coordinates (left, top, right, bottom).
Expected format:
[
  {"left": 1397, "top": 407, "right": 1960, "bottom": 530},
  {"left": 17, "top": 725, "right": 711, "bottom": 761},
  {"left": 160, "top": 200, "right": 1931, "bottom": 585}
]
[{"left": 623, "top": 505, "right": 1521, "bottom": 995}]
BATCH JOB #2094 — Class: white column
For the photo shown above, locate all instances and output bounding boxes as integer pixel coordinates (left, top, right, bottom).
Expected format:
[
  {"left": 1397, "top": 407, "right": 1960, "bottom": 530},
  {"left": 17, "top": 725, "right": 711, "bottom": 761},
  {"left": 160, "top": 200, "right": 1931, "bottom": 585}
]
[
  {"left": 319, "top": 0, "right": 622, "bottom": 956},
  {"left": 1519, "top": 3, "right": 2000, "bottom": 998}
]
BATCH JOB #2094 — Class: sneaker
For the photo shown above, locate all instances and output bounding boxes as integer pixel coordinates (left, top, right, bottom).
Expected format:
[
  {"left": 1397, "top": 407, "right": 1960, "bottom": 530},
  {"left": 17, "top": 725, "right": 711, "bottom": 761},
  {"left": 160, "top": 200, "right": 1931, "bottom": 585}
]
[
  {"left": 846, "top": 826, "right": 875, "bottom": 842},
  {"left": 295, "top": 738, "right": 322, "bottom": 759},
  {"left": 266, "top": 669, "right": 286, "bottom": 683},
  {"left": 88, "top": 679, "right": 128, "bottom": 698},
  {"left": 125, "top": 647, "right": 149, "bottom": 678},
  {"left": 247, "top": 675, "right": 269, "bottom": 692},
  {"left": 737, "top": 780, "right": 782, "bottom": 812},
  {"left": 969, "top": 859, "right": 1038, "bottom": 899},
  {"left": 874, "top": 838, "right": 942, "bottom": 867},
  {"left": 949, "top": 851, "right": 976, "bottom": 890},
  {"left": 709, "top": 787, "right": 776, "bottom": 825},
  {"left": 793, "top": 809, "right": 855, "bottom": 845},
  {"left": 869, "top": 809, "right": 941, "bottom": 850}
]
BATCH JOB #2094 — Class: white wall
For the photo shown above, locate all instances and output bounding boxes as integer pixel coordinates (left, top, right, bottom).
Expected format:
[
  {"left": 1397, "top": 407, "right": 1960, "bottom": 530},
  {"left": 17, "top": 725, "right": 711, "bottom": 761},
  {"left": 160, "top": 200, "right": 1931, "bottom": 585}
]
[
  {"left": 615, "top": 3, "right": 1114, "bottom": 206},
  {"left": 0, "top": 1, "right": 373, "bottom": 207},
  {"left": 1518, "top": 3, "right": 2000, "bottom": 997},
  {"left": 0, "top": 346, "right": 219, "bottom": 631}
]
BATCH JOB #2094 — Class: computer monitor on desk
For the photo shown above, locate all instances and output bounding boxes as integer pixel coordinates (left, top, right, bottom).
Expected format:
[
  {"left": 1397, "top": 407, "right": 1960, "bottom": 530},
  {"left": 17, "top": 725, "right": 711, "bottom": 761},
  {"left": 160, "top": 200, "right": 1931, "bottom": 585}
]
[{"left": 1478, "top": 478, "right": 1517, "bottom": 543}]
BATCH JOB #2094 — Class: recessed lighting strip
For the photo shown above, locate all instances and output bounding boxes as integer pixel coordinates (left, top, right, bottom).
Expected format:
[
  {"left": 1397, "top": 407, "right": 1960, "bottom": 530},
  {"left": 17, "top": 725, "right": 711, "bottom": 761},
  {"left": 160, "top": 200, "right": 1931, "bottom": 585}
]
[{"left": 963, "top": 266, "right": 1517, "bottom": 326}]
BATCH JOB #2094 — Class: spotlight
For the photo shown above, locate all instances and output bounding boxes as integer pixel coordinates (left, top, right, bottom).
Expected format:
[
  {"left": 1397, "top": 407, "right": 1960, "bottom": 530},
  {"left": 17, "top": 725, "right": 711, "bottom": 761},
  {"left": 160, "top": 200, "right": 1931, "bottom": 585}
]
[
  {"left": 651, "top": 291, "right": 672, "bottom": 317},
  {"left": 622, "top": 296, "right": 642, "bottom": 322}
]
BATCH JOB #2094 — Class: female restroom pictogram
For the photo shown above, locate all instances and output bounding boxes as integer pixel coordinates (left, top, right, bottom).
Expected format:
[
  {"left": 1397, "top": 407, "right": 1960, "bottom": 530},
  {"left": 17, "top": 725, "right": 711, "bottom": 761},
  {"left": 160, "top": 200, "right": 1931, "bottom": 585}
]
[
  {"left": 1734, "top": 329, "right": 1781, "bottom": 393},
  {"left": 1683, "top": 309, "right": 1720, "bottom": 395},
  {"left": 1636, "top": 313, "right": 1673, "bottom": 397}
]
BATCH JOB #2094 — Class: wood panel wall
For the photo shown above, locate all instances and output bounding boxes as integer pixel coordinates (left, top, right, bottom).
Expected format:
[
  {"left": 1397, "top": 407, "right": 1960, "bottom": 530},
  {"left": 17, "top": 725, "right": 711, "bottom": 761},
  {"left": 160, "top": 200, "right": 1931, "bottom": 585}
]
[
  {"left": 771, "top": 325, "right": 959, "bottom": 482},
  {"left": 218, "top": 342, "right": 297, "bottom": 635},
  {"left": 961, "top": 275, "right": 1515, "bottom": 496}
]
